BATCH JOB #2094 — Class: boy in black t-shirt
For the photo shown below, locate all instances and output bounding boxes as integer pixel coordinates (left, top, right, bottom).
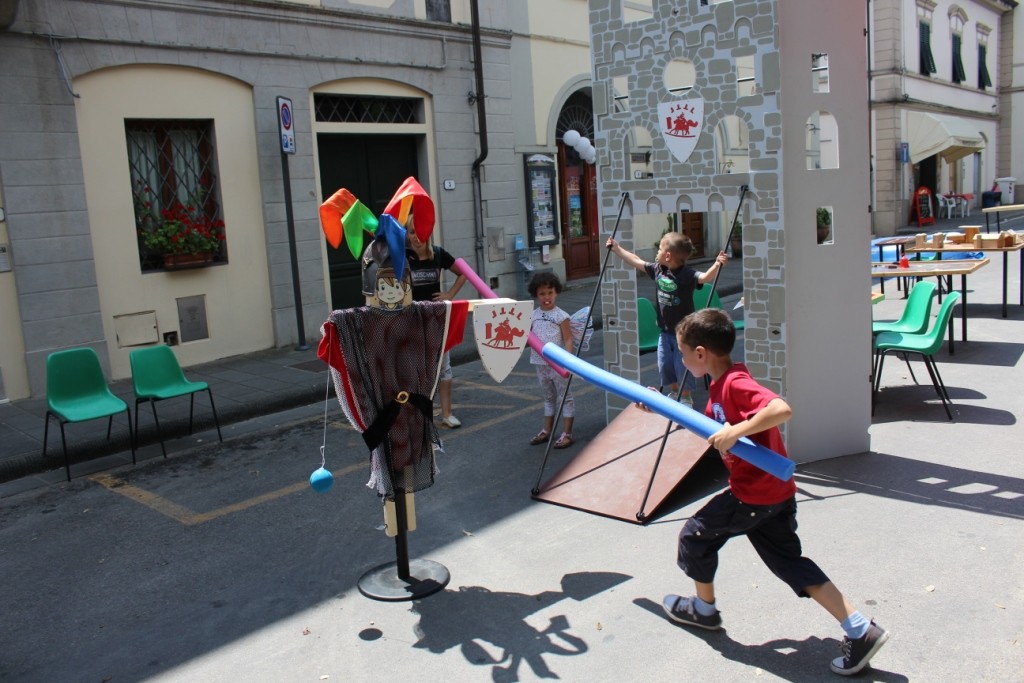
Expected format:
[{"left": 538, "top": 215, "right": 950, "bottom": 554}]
[{"left": 606, "top": 233, "right": 727, "bottom": 405}]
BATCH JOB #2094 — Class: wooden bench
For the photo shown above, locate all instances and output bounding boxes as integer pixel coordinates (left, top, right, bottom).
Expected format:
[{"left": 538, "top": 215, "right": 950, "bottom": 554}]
[{"left": 981, "top": 203, "right": 1024, "bottom": 233}]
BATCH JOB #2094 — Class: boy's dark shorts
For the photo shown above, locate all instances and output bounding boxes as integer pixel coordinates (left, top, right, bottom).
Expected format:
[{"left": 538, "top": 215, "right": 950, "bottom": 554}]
[{"left": 677, "top": 490, "right": 830, "bottom": 597}]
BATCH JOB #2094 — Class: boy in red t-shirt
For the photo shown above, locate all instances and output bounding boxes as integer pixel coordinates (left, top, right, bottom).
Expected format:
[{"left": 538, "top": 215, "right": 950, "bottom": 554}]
[{"left": 660, "top": 308, "right": 889, "bottom": 677}]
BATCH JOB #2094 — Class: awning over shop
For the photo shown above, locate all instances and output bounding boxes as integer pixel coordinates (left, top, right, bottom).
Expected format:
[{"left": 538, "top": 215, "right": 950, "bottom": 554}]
[{"left": 906, "top": 111, "right": 984, "bottom": 165}]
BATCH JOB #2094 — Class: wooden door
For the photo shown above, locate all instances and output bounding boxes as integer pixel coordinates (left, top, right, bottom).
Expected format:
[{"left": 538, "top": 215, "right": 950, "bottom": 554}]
[
  {"left": 317, "top": 134, "right": 418, "bottom": 309},
  {"left": 557, "top": 143, "right": 600, "bottom": 280},
  {"left": 680, "top": 212, "right": 705, "bottom": 258}
]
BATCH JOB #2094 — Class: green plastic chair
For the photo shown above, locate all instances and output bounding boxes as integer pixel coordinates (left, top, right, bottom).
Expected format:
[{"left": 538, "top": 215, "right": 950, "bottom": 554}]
[
  {"left": 872, "top": 280, "right": 938, "bottom": 385},
  {"left": 43, "top": 347, "right": 135, "bottom": 481},
  {"left": 872, "top": 280, "right": 937, "bottom": 336},
  {"left": 129, "top": 345, "right": 222, "bottom": 457},
  {"left": 693, "top": 287, "right": 745, "bottom": 331},
  {"left": 872, "top": 291, "right": 960, "bottom": 420},
  {"left": 637, "top": 297, "right": 660, "bottom": 354}
]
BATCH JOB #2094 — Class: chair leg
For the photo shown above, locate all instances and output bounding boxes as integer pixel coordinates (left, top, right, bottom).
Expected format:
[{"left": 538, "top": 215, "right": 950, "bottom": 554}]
[
  {"left": 125, "top": 407, "right": 136, "bottom": 465},
  {"left": 924, "top": 356, "right": 954, "bottom": 420},
  {"left": 42, "top": 411, "right": 72, "bottom": 481},
  {"left": 106, "top": 415, "right": 114, "bottom": 440},
  {"left": 149, "top": 399, "right": 167, "bottom": 458},
  {"left": 206, "top": 388, "right": 223, "bottom": 443},
  {"left": 58, "top": 421, "right": 71, "bottom": 482},
  {"left": 188, "top": 393, "right": 196, "bottom": 435},
  {"left": 42, "top": 410, "right": 52, "bottom": 460},
  {"left": 872, "top": 351, "right": 888, "bottom": 415},
  {"left": 900, "top": 352, "right": 918, "bottom": 384}
]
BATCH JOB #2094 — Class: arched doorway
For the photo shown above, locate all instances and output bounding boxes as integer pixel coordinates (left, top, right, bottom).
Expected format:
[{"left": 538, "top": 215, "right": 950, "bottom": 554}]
[{"left": 556, "top": 92, "right": 600, "bottom": 281}]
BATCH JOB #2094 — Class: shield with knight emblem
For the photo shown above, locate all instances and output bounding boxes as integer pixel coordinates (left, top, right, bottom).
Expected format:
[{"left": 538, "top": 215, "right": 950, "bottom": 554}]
[
  {"left": 473, "top": 300, "right": 533, "bottom": 383},
  {"left": 657, "top": 98, "right": 705, "bottom": 164}
]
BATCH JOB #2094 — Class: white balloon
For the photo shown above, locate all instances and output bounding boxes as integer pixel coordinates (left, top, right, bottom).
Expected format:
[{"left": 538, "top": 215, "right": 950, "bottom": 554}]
[
  {"left": 575, "top": 136, "right": 590, "bottom": 153},
  {"left": 585, "top": 148, "right": 597, "bottom": 162},
  {"left": 563, "top": 130, "right": 580, "bottom": 147}
]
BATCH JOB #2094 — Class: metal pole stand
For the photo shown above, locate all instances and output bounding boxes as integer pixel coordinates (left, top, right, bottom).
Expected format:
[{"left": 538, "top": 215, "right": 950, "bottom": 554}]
[{"left": 357, "top": 490, "right": 449, "bottom": 601}]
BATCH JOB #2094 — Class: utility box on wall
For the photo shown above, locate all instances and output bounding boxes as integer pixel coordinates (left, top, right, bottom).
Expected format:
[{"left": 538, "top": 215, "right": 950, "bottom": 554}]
[{"left": 177, "top": 295, "right": 209, "bottom": 343}]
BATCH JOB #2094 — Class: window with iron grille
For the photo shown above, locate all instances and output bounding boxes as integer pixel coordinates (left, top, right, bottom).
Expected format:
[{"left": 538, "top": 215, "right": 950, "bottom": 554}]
[
  {"left": 426, "top": 0, "right": 451, "bottom": 22},
  {"left": 951, "top": 34, "right": 966, "bottom": 84},
  {"left": 126, "top": 119, "right": 226, "bottom": 271},
  {"left": 313, "top": 94, "right": 422, "bottom": 124},
  {"left": 919, "top": 22, "right": 937, "bottom": 76},
  {"left": 978, "top": 44, "right": 992, "bottom": 90}
]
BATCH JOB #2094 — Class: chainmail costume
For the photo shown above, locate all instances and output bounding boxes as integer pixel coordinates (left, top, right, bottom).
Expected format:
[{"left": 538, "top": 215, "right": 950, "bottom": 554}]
[{"left": 318, "top": 301, "right": 468, "bottom": 499}]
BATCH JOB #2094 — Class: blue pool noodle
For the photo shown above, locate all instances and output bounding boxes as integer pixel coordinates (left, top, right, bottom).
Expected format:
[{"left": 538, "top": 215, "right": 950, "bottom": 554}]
[{"left": 541, "top": 343, "right": 795, "bottom": 481}]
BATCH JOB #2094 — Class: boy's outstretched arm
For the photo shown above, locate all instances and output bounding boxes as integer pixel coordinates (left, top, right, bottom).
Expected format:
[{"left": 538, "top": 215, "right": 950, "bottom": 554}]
[
  {"left": 708, "top": 397, "right": 792, "bottom": 454},
  {"left": 606, "top": 237, "right": 646, "bottom": 271},
  {"left": 696, "top": 251, "right": 729, "bottom": 285}
]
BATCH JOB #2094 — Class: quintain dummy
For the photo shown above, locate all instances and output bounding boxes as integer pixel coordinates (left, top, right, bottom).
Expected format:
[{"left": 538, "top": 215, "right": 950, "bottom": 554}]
[{"left": 317, "top": 223, "right": 468, "bottom": 499}]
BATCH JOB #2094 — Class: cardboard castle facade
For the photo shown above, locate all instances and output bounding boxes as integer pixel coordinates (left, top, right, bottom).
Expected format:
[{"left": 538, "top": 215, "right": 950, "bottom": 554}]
[{"left": 592, "top": 0, "right": 872, "bottom": 461}]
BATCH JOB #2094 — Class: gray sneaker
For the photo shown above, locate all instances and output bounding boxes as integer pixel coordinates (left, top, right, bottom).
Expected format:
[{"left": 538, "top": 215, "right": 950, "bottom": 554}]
[
  {"left": 661, "top": 594, "right": 722, "bottom": 631},
  {"left": 830, "top": 620, "right": 889, "bottom": 676}
]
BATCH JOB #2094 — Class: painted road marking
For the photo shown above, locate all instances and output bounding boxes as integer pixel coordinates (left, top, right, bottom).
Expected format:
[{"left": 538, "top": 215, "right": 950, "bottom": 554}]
[{"left": 86, "top": 359, "right": 651, "bottom": 524}]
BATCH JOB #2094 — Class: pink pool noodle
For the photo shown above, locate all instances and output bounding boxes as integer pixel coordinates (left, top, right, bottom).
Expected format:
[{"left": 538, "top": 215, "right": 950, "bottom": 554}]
[{"left": 454, "top": 258, "right": 570, "bottom": 378}]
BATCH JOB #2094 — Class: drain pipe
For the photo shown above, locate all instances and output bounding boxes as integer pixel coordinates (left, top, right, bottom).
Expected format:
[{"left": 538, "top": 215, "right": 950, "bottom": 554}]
[{"left": 469, "top": 0, "right": 489, "bottom": 278}]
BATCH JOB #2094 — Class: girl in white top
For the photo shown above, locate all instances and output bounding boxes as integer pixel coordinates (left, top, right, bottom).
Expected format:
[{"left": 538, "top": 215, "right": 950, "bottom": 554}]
[{"left": 527, "top": 272, "right": 576, "bottom": 449}]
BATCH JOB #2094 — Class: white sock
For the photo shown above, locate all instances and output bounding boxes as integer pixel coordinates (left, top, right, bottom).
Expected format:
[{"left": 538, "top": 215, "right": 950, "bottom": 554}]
[
  {"left": 841, "top": 611, "right": 870, "bottom": 639},
  {"left": 693, "top": 596, "right": 717, "bottom": 616}
]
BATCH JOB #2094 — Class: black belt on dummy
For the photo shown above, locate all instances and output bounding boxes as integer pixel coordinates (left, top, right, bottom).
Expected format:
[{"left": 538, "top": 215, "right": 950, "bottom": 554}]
[{"left": 362, "top": 390, "right": 433, "bottom": 452}]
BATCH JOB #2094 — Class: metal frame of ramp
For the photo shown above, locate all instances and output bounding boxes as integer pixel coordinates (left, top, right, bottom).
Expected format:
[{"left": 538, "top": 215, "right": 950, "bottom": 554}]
[{"left": 532, "top": 405, "right": 714, "bottom": 524}]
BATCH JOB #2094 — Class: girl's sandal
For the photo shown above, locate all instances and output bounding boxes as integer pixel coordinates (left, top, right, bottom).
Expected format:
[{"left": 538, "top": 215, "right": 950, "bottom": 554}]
[
  {"left": 553, "top": 432, "right": 575, "bottom": 449},
  {"left": 529, "top": 430, "right": 550, "bottom": 446}
]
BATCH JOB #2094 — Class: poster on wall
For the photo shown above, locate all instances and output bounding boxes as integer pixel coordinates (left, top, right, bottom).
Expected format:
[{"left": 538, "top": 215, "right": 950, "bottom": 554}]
[{"left": 524, "top": 154, "right": 559, "bottom": 247}]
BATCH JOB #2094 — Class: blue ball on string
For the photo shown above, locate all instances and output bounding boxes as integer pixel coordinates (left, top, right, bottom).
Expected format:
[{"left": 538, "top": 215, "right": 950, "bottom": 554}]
[{"left": 309, "top": 466, "right": 334, "bottom": 493}]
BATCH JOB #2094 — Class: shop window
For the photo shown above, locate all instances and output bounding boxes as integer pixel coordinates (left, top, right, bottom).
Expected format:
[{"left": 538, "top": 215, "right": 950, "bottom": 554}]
[{"left": 126, "top": 119, "right": 226, "bottom": 272}]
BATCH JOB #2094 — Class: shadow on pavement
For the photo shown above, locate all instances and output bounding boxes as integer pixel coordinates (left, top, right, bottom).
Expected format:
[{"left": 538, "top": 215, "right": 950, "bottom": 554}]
[
  {"left": 410, "top": 571, "right": 631, "bottom": 682},
  {"left": 633, "top": 598, "right": 909, "bottom": 683},
  {"left": 798, "top": 452, "right": 1024, "bottom": 521}
]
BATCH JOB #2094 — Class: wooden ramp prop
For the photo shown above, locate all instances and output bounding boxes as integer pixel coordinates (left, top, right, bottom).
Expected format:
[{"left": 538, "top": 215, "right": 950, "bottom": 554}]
[
  {"left": 533, "top": 404, "right": 713, "bottom": 524},
  {"left": 534, "top": 345, "right": 795, "bottom": 525}
]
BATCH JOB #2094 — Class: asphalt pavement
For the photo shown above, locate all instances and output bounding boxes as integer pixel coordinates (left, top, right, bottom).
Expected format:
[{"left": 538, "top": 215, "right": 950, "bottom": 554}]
[{"left": 1, "top": 220, "right": 1023, "bottom": 681}]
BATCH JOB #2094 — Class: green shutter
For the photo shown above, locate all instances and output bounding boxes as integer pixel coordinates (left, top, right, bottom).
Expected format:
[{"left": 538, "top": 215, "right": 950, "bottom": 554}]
[
  {"left": 919, "top": 22, "right": 937, "bottom": 75},
  {"left": 979, "top": 45, "right": 993, "bottom": 89},
  {"left": 952, "top": 34, "right": 967, "bottom": 84}
]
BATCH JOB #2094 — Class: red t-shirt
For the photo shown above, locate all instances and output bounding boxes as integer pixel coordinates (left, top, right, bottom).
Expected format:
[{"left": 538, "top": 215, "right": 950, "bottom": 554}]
[{"left": 706, "top": 363, "right": 796, "bottom": 505}]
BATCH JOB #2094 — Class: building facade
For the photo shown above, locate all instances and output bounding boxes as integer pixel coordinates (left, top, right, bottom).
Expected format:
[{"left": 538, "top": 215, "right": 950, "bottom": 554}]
[
  {"left": 0, "top": 0, "right": 599, "bottom": 401},
  {"left": 870, "top": 0, "right": 1017, "bottom": 235}
]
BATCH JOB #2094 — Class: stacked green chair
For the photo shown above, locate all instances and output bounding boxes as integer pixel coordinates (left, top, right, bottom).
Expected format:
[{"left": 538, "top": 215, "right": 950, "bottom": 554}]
[
  {"left": 693, "top": 287, "right": 745, "bottom": 331},
  {"left": 872, "top": 291, "right": 960, "bottom": 420},
  {"left": 637, "top": 297, "right": 660, "bottom": 354},
  {"left": 43, "top": 347, "right": 135, "bottom": 481},
  {"left": 872, "top": 280, "right": 938, "bottom": 384},
  {"left": 129, "top": 345, "right": 222, "bottom": 457}
]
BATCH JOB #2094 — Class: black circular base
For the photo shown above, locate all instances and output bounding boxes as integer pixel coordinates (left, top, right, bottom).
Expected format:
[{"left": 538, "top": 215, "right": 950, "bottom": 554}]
[{"left": 357, "top": 559, "right": 450, "bottom": 602}]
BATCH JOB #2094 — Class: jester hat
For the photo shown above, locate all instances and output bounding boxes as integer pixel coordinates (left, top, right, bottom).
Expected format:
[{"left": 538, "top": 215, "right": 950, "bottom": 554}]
[
  {"left": 383, "top": 176, "right": 435, "bottom": 242},
  {"left": 319, "top": 176, "right": 435, "bottom": 260}
]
